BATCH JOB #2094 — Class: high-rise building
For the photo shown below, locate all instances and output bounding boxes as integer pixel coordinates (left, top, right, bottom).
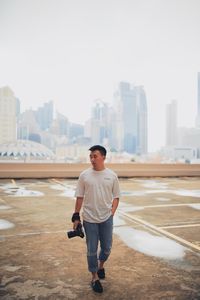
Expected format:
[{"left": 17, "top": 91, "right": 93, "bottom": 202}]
[
  {"left": 136, "top": 86, "right": 148, "bottom": 154},
  {"left": 85, "top": 100, "right": 110, "bottom": 145},
  {"left": 50, "top": 113, "right": 69, "bottom": 136},
  {"left": 166, "top": 100, "right": 178, "bottom": 146},
  {"left": 0, "top": 86, "right": 17, "bottom": 144},
  {"left": 15, "top": 98, "right": 21, "bottom": 118},
  {"left": 195, "top": 72, "right": 200, "bottom": 128},
  {"left": 88, "top": 118, "right": 101, "bottom": 145},
  {"left": 17, "top": 109, "right": 40, "bottom": 140},
  {"left": 35, "top": 101, "right": 53, "bottom": 130},
  {"left": 114, "top": 82, "right": 148, "bottom": 154},
  {"left": 69, "top": 123, "right": 84, "bottom": 141},
  {"left": 106, "top": 106, "right": 117, "bottom": 150},
  {"left": 111, "top": 93, "right": 124, "bottom": 151},
  {"left": 114, "top": 82, "right": 137, "bottom": 153}
]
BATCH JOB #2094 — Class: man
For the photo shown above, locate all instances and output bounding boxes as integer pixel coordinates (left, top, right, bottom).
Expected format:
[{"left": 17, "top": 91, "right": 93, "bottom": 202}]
[{"left": 71, "top": 145, "right": 120, "bottom": 293}]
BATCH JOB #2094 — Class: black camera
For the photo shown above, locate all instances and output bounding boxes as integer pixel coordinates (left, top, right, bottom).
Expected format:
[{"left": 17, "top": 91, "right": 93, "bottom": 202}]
[{"left": 67, "top": 223, "right": 84, "bottom": 239}]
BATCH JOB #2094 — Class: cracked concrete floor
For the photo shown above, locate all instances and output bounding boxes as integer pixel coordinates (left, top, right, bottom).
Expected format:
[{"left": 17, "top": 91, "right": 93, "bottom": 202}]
[{"left": 0, "top": 177, "right": 200, "bottom": 300}]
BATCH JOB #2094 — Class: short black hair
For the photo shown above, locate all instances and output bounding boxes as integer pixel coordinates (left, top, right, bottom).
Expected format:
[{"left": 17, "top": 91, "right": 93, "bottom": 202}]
[{"left": 89, "top": 145, "right": 107, "bottom": 157}]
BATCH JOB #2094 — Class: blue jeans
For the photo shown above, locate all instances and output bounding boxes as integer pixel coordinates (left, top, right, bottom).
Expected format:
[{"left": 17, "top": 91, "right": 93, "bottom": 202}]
[{"left": 83, "top": 215, "right": 113, "bottom": 273}]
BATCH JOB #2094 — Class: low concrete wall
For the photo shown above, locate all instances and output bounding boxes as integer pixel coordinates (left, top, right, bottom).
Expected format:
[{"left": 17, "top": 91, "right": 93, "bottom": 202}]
[{"left": 0, "top": 163, "right": 200, "bottom": 178}]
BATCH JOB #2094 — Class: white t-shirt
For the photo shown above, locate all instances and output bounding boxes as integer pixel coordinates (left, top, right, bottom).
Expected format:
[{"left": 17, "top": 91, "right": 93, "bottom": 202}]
[{"left": 75, "top": 167, "right": 120, "bottom": 223}]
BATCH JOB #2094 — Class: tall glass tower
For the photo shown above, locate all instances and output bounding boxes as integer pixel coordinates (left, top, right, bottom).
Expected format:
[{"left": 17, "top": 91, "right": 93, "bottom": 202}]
[
  {"left": 136, "top": 86, "right": 148, "bottom": 154},
  {"left": 35, "top": 101, "right": 53, "bottom": 130},
  {"left": 114, "top": 82, "right": 137, "bottom": 153},
  {"left": 114, "top": 82, "right": 148, "bottom": 154},
  {"left": 166, "top": 100, "right": 177, "bottom": 146}
]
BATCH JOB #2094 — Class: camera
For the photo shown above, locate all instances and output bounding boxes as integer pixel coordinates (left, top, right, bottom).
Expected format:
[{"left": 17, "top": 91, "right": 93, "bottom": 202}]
[{"left": 67, "top": 223, "right": 84, "bottom": 239}]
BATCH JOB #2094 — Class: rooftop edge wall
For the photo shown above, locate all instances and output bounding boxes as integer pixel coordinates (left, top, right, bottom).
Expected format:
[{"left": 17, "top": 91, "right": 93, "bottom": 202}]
[{"left": 0, "top": 163, "right": 200, "bottom": 178}]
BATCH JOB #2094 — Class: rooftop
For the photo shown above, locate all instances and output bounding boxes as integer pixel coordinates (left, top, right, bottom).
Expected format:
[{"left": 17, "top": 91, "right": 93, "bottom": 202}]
[{"left": 0, "top": 177, "right": 200, "bottom": 299}]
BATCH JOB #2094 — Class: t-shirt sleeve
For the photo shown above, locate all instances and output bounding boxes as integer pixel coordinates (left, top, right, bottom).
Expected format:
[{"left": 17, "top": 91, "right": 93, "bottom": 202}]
[
  {"left": 112, "top": 176, "right": 120, "bottom": 199},
  {"left": 74, "top": 174, "right": 85, "bottom": 197}
]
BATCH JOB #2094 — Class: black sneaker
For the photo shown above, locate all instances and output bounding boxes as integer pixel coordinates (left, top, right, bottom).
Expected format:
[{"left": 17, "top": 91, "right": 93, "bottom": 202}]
[
  {"left": 97, "top": 268, "right": 105, "bottom": 279},
  {"left": 91, "top": 280, "right": 103, "bottom": 293}
]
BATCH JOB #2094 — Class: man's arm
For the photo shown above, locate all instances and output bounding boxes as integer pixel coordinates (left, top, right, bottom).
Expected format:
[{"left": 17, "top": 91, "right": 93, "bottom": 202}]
[
  {"left": 75, "top": 196, "right": 84, "bottom": 213},
  {"left": 73, "top": 197, "right": 84, "bottom": 229},
  {"left": 111, "top": 198, "right": 119, "bottom": 216}
]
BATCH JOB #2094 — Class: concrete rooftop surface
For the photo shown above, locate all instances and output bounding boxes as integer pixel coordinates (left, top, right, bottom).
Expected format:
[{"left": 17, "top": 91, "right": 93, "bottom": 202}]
[{"left": 0, "top": 177, "right": 200, "bottom": 300}]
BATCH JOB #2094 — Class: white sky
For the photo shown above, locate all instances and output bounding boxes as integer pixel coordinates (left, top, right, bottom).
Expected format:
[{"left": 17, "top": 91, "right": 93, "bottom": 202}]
[{"left": 0, "top": 0, "right": 200, "bottom": 152}]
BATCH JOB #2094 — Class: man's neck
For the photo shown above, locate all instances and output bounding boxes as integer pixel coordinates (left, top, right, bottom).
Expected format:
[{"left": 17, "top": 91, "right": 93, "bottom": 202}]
[{"left": 93, "top": 166, "right": 105, "bottom": 171}]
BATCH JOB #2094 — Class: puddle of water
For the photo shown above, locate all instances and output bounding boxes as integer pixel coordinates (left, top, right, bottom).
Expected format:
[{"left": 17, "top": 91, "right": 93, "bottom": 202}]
[
  {"left": 122, "top": 189, "right": 174, "bottom": 196},
  {"left": 140, "top": 180, "right": 168, "bottom": 189},
  {"left": 50, "top": 184, "right": 75, "bottom": 197},
  {"left": 50, "top": 184, "right": 65, "bottom": 191},
  {"left": 0, "top": 205, "right": 11, "bottom": 210},
  {"left": 0, "top": 184, "right": 18, "bottom": 191},
  {"left": 119, "top": 202, "right": 144, "bottom": 212},
  {"left": 6, "top": 189, "right": 44, "bottom": 197},
  {"left": 156, "top": 197, "right": 171, "bottom": 201},
  {"left": 121, "top": 191, "right": 146, "bottom": 196},
  {"left": 122, "top": 189, "right": 170, "bottom": 196},
  {"left": 0, "top": 219, "right": 15, "bottom": 230},
  {"left": 113, "top": 215, "right": 126, "bottom": 226},
  {"left": 146, "top": 190, "right": 171, "bottom": 194},
  {"left": 188, "top": 203, "right": 200, "bottom": 210},
  {"left": 61, "top": 189, "right": 75, "bottom": 198},
  {"left": 0, "top": 184, "right": 43, "bottom": 197},
  {"left": 114, "top": 226, "right": 186, "bottom": 260},
  {"left": 174, "top": 190, "right": 200, "bottom": 198},
  {"left": 122, "top": 188, "right": 200, "bottom": 198}
]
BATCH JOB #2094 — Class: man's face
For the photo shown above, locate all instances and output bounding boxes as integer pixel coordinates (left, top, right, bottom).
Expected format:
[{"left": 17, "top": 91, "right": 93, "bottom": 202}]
[{"left": 89, "top": 150, "right": 105, "bottom": 169}]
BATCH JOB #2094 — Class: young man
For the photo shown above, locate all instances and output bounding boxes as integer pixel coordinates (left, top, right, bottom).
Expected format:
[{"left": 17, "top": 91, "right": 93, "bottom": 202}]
[{"left": 71, "top": 145, "right": 120, "bottom": 293}]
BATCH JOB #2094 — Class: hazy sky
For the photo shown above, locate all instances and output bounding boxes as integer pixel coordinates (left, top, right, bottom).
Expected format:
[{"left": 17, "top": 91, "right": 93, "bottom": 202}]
[{"left": 0, "top": 0, "right": 200, "bottom": 151}]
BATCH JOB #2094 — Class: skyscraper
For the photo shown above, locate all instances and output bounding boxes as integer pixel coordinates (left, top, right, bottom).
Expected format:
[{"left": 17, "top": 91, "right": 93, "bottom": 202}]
[
  {"left": 17, "top": 109, "right": 40, "bottom": 141},
  {"left": 0, "top": 86, "right": 17, "bottom": 144},
  {"left": 85, "top": 100, "right": 110, "bottom": 145},
  {"left": 195, "top": 72, "right": 200, "bottom": 128},
  {"left": 136, "top": 86, "right": 148, "bottom": 154},
  {"left": 114, "top": 82, "right": 137, "bottom": 153},
  {"left": 166, "top": 100, "right": 178, "bottom": 146},
  {"left": 114, "top": 82, "right": 148, "bottom": 154},
  {"left": 50, "top": 113, "right": 69, "bottom": 136},
  {"left": 35, "top": 101, "right": 53, "bottom": 131}
]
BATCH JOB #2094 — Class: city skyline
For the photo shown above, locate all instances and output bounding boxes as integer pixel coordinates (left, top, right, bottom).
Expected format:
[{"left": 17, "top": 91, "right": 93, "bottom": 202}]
[
  {"left": 1, "top": 79, "right": 198, "bottom": 149},
  {"left": 0, "top": 84, "right": 200, "bottom": 162},
  {"left": 15, "top": 81, "right": 148, "bottom": 155},
  {"left": 1, "top": 0, "right": 200, "bottom": 151}
]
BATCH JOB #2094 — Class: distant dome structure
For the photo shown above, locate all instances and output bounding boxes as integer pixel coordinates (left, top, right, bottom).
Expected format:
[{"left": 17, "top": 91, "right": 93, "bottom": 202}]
[{"left": 0, "top": 140, "right": 55, "bottom": 160}]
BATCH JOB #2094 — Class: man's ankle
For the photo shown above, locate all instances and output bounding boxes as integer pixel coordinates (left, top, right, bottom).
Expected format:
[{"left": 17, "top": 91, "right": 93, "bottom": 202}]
[
  {"left": 92, "top": 272, "right": 99, "bottom": 282},
  {"left": 99, "top": 261, "right": 104, "bottom": 270}
]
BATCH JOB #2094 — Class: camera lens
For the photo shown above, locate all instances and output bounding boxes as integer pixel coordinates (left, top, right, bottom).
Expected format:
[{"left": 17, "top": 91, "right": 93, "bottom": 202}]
[{"left": 67, "top": 230, "right": 76, "bottom": 239}]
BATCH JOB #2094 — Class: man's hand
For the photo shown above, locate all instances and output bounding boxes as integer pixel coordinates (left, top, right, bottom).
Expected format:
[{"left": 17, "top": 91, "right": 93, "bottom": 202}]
[
  {"left": 71, "top": 212, "right": 81, "bottom": 230},
  {"left": 73, "top": 220, "right": 80, "bottom": 230},
  {"left": 111, "top": 198, "right": 119, "bottom": 216}
]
